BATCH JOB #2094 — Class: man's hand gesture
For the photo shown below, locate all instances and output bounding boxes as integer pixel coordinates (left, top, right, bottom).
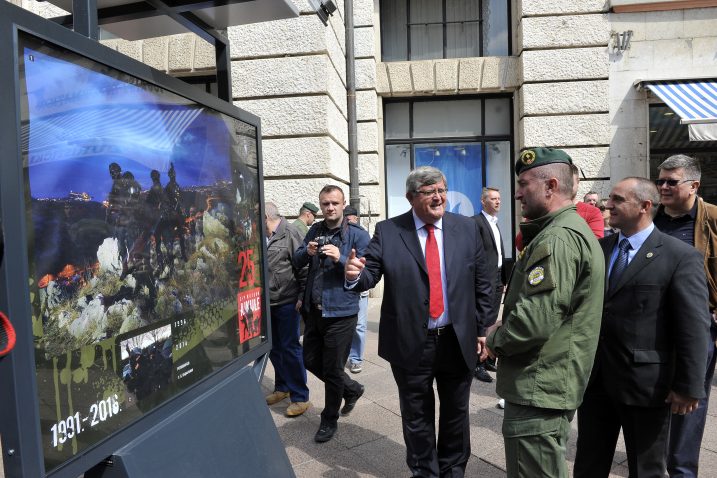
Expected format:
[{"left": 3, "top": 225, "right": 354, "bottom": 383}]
[{"left": 345, "top": 248, "right": 366, "bottom": 281}]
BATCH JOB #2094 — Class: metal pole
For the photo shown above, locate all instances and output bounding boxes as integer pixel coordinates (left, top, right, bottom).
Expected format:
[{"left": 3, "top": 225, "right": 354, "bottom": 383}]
[
  {"left": 345, "top": 0, "right": 360, "bottom": 214},
  {"left": 72, "top": 0, "right": 98, "bottom": 39},
  {"left": 215, "top": 34, "right": 232, "bottom": 102}
]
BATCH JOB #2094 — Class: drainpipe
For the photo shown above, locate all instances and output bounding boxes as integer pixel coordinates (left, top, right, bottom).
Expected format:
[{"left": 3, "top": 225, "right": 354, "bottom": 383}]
[{"left": 345, "top": 0, "right": 360, "bottom": 214}]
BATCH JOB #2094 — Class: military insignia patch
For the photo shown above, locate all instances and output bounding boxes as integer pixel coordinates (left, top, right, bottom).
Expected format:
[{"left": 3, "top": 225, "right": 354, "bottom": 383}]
[
  {"left": 528, "top": 266, "right": 545, "bottom": 286},
  {"left": 520, "top": 149, "right": 536, "bottom": 166}
]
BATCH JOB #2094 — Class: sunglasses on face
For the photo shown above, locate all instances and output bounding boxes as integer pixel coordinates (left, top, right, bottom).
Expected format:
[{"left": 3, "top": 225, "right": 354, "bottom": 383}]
[{"left": 655, "top": 179, "right": 695, "bottom": 187}]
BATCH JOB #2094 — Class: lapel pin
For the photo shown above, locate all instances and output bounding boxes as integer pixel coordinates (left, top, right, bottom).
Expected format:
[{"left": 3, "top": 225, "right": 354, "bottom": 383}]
[{"left": 646, "top": 252, "right": 654, "bottom": 258}]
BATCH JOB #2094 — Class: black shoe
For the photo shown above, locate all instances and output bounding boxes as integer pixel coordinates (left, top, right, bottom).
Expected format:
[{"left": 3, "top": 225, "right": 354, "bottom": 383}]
[
  {"left": 474, "top": 364, "right": 493, "bottom": 383},
  {"left": 484, "top": 358, "right": 498, "bottom": 372},
  {"left": 314, "top": 421, "right": 337, "bottom": 443},
  {"left": 341, "top": 384, "right": 365, "bottom": 416}
]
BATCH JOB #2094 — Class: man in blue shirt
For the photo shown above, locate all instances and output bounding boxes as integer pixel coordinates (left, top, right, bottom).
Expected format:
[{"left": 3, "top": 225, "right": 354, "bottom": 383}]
[
  {"left": 293, "top": 185, "right": 370, "bottom": 443},
  {"left": 574, "top": 177, "right": 710, "bottom": 477}
]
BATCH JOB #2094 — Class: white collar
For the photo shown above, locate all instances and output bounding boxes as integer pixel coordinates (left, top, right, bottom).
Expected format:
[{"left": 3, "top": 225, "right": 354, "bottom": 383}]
[
  {"left": 481, "top": 210, "right": 498, "bottom": 224},
  {"left": 412, "top": 210, "right": 444, "bottom": 231}
]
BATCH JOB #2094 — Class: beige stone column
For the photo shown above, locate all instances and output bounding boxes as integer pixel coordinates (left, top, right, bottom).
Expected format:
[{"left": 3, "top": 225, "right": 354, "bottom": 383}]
[
  {"left": 518, "top": 0, "right": 611, "bottom": 198},
  {"left": 228, "top": 1, "right": 351, "bottom": 220}
]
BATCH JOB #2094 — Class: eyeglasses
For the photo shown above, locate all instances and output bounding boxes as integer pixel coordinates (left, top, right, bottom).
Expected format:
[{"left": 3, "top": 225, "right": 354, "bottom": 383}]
[
  {"left": 414, "top": 188, "right": 448, "bottom": 197},
  {"left": 655, "top": 179, "right": 696, "bottom": 187}
]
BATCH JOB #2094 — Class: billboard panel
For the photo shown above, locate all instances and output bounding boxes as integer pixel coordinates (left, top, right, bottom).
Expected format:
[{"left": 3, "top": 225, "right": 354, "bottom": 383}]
[{"left": 12, "top": 30, "right": 268, "bottom": 474}]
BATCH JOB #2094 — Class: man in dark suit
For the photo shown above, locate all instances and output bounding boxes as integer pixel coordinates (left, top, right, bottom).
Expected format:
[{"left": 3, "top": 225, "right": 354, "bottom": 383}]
[
  {"left": 472, "top": 187, "right": 504, "bottom": 383},
  {"left": 574, "top": 177, "right": 711, "bottom": 477},
  {"left": 345, "top": 166, "right": 494, "bottom": 478}
]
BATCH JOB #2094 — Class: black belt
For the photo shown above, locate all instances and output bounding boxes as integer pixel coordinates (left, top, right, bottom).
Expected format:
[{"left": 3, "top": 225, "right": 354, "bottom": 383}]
[{"left": 427, "top": 324, "right": 452, "bottom": 336}]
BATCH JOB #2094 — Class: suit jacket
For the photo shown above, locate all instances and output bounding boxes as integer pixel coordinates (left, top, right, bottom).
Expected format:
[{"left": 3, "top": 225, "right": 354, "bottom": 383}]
[
  {"left": 473, "top": 212, "right": 504, "bottom": 284},
  {"left": 591, "top": 228, "right": 711, "bottom": 406},
  {"left": 353, "top": 210, "right": 494, "bottom": 371}
]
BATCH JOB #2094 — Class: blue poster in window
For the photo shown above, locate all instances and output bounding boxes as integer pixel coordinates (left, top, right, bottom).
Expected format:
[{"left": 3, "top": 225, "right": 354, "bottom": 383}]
[{"left": 415, "top": 144, "right": 483, "bottom": 217}]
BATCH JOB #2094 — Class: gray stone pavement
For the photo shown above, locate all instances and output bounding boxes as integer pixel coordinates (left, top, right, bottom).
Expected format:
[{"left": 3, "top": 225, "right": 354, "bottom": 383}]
[{"left": 261, "top": 298, "right": 717, "bottom": 477}]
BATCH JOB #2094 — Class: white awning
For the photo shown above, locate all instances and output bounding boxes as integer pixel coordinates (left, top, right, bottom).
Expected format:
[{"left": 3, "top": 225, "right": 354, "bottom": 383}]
[{"left": 689, "top": 123, "right": 717, "bottom": 142}]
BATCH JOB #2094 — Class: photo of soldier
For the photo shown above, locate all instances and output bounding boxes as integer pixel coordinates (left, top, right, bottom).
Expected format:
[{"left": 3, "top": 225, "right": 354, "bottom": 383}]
[
  {"left": 154, "top": 163, "right": 188, "bottom": 277},
  {"left": 120, "top": 326, "right": 173, "bottom": 404}
]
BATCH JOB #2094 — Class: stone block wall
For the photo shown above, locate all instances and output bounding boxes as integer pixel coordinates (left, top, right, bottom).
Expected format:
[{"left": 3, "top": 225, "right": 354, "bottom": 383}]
[
  {"left": 230, "top": 0, "right": 381, "bottom": 221},
  {"left": 609, "top": 7, "right": 717, "bottom": 182},
  {"left": 517, "top": 1, "right": 612, "bottom": 200},
  {"left": 20, "top": 0, "right": 217, "bottom": 75}
]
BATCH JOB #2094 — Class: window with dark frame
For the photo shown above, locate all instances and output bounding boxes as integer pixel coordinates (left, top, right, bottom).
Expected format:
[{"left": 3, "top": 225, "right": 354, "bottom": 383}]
[
  {"left": 380, "top": 0, "right": 510, "bottom": 61},
  {"left": 383, "top": 96, "right": 514, "bottom": 257}
]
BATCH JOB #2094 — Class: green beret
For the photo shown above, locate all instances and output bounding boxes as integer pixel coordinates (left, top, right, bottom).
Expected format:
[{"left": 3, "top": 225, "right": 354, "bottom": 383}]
[
  {"left": 515, "top": 147, "right": 573, "bottom": 176},
  {"left": 302, "top": 202, "right": 319, "bottom": 214}
]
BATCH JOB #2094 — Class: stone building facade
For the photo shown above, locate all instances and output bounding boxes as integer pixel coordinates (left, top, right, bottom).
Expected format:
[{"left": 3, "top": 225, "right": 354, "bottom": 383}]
[{"left": 15, "top": 0, "right": 717, "bottom": 248}]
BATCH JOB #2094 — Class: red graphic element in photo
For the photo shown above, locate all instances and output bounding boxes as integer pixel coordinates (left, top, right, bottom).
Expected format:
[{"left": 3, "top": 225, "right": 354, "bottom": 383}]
[{"left": 237, "top": 288, "right": 262, "bottom": 343}]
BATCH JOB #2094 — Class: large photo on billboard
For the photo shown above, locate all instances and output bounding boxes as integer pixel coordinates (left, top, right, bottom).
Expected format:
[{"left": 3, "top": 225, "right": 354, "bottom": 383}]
[{"left": 17, "top": 31, "right": 267, "bottom": 472}]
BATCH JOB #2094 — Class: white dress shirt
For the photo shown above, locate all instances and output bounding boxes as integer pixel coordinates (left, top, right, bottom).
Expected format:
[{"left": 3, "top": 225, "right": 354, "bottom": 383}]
[
  {"left": 481, "top": 210, "right": 503, "bottom": 269},
  {"left": 412, "top": 211, "right": 450, "bottom": 328}
]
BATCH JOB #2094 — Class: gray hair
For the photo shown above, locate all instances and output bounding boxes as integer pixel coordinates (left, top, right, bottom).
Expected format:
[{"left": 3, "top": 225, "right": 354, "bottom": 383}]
[
  {"left": 533, "top": 163, "right": 574, "bottom": 198},
  {"left": 623, "top": 177, "right": 660, "bottom": 205},
  {"left": 658, "top": 154, "right": 701, "bottom": 181},
  {"left": 482, "top": 187, "right": 500, "bottom": 199},
  {"left": 405, "top": 166, "right": 447, "bottom": 195},
  {"left": 264, "top": 201, "right": 280, "bottom": 220}
]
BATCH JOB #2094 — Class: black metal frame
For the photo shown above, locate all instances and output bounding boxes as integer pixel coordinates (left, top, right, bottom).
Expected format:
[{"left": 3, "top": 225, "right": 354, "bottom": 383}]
[
  {"left": 0, "top": 2, "right": 272, "bottom": 477},
  {"left": 379, "top": 0, "right": 512, "bottom": 61},
  {"left": 61, "top": 0, "right": 235, "bottom": 101},
  {"left": 382, "top": 94, "right": 515, "bottom": 252}
]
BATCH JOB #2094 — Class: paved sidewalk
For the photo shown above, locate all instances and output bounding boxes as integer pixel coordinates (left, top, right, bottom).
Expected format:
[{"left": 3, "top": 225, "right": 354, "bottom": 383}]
[{"left": 262, "top": 298, "right": 717, "bottom": 477}]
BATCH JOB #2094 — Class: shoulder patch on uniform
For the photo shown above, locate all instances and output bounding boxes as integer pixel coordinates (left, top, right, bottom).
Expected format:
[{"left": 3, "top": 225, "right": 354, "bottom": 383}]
[{"left": 528, "top": 266, "right": 545, "bottom": 286}]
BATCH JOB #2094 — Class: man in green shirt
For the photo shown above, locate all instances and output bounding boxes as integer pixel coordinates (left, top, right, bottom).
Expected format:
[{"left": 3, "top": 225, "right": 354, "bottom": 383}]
[
  {"left": 292, "top": 202, "right": 318, "bottom": 237},
  {"left": 484, "top": 148, "right": 605, "bottom": 478}
]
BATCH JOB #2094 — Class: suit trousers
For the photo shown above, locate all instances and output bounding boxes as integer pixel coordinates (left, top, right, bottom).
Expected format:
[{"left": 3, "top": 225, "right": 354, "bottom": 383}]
[
  {"left": 391, "top": 325, "right": 472, "bottom": 478},
  {"left": 302, "top": 307, "right": 362, "bottom": 425},
  {"left": 667, "top": 329, "right": 717, "bottom": 477},
  {"left": 269, "top": 302, "right": 309, "bottom": 402},
  {"left": 574, "top": 380, "right": 671, "bottom": 478}
]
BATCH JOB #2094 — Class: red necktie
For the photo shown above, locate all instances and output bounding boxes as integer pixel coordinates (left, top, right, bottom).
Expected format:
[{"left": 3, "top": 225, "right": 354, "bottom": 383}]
[{"left": 425, "top": 224, "right": 444, "bottom": 319}]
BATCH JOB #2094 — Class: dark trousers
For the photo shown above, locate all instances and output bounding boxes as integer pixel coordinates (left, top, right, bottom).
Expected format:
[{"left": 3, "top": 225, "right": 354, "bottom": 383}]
[
  {"left": 574, "top": 381, "right": 671, "bottom": 478},
  {"left": 302, "top": 307, "right": 362, "bottom": 424},
  {"left": 391, "top": 325, "right": 472, "bottom": 478},
  {"left": 269, "top": 302, "right": 309, "bottom": 402},
  {"left": 667, "top": 331, "right": 717, "bottom": 477}
]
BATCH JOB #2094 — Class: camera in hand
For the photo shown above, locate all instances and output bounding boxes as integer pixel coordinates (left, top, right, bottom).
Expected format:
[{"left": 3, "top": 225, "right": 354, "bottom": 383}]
[{"left": 314, "top": 235, "right": 330, "bottom": 258}]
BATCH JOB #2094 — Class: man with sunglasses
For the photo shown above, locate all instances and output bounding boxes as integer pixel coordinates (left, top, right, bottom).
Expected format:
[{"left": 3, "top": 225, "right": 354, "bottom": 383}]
[{"left": 653, "top": 154, "right": 717, "bottom": 478}]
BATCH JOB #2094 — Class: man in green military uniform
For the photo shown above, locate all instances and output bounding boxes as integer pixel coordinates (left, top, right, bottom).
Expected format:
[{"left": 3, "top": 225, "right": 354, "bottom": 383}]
[
  {"left": 483, "top": 147, "right": 605, "bottom": 477},
  {"left": 292, "top": 202, "right": 319, "bottom": 237}
]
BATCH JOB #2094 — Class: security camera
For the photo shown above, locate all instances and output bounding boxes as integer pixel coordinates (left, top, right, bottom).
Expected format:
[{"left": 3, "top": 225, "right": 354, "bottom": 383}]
[{"left": 308, "top": 0, "right": 337, "bottom": 26}]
